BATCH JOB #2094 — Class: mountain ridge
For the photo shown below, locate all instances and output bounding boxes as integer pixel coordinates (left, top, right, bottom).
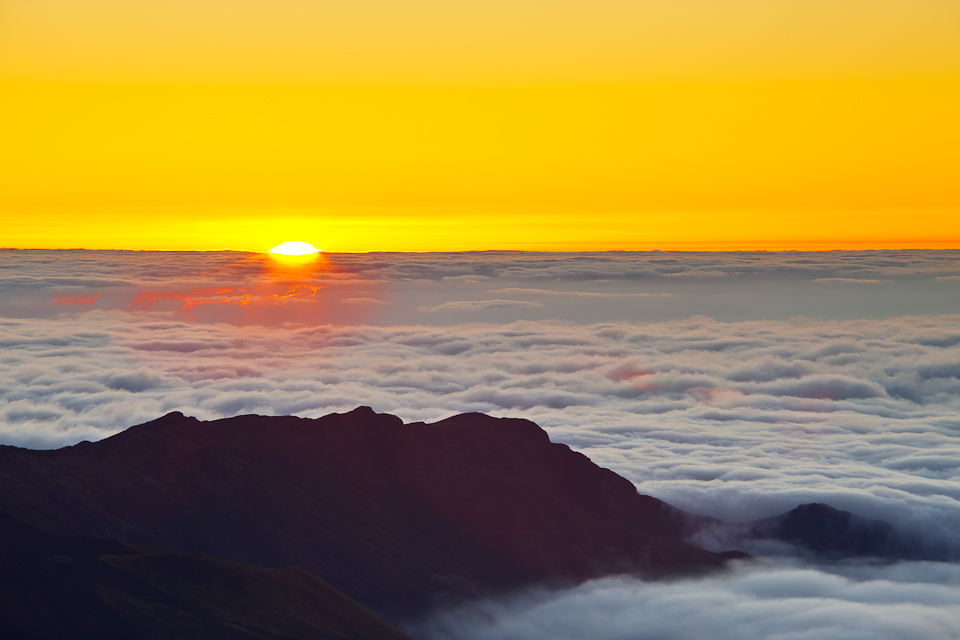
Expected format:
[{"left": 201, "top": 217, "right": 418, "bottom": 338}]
[
  {"left": 0, "top": 406, "right": 916, "bottom": 630},
  {"left": 0, "top": 407, "right": 734, "bottom": 619}
]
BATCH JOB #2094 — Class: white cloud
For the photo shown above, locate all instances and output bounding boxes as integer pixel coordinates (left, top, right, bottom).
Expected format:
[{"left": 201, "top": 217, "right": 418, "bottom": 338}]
[
  {"left": 486, "top": 288, "right": 670, "bottom": 299},
  {"left": 418, "top": 299, "right": 544, "bottom": 312},
  {"left": 2, "top": 254, "right": 960, "bottom": 533},
  {"left": 813, "top": 278, "right": 891, "bottom": 284},
  {"left": 2, "top": 311, "right": 960, "bottom": 555},
  {"left": 413, "top": 560, "right": 960, "bottom": 640},
  {"left": 4, "top": 248, "right": 960, "bottom": 632}
]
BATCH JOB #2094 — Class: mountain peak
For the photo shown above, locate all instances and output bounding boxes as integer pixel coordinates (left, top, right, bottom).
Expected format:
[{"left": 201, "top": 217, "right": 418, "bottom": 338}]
[
  {"left": 147, "top": 410, "right": 195, "bottom": 425},
  {"left": 346, "top": 405, "right": 378, "bottom": 417},
  {"left": 744, "top": 501, "right": 904, "bottom": 559}
]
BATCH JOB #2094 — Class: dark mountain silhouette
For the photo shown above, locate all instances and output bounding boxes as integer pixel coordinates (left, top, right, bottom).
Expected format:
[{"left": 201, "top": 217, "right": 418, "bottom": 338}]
[
  {"left": 0, "top": 406, "right": 916, "bottom": 637},
  {"left": 0, "top": 407, "right": 737, "bottom": 621},
  {"left": 741, "top": 503, "right": 911, "bottom": 559},
  {"left": 0, "top": 513, "right": 413, "bottom": 640}
]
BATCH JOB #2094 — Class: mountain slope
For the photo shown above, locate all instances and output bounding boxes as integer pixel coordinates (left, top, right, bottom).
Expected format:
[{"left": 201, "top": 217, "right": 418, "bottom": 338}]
[
  {"left": 0, "top": 407, "right": 732, "bottom": 618},
  {"left": 0, "top": 513, "right": 413, "bottom": 640}
]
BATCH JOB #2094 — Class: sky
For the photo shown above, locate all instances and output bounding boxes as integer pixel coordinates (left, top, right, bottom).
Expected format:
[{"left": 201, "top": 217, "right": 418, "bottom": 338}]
[{"left": 2, "top": 0, "right": 959, "bottom": 250}]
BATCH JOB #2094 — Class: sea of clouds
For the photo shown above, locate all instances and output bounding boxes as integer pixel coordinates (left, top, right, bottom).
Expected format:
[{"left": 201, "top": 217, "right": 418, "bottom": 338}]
[
  {"left": 2, "top": 248, "right": 960, "bottom": 636},
  {"left": 414, "top": 560, "right": 960, "bottom": 640}
]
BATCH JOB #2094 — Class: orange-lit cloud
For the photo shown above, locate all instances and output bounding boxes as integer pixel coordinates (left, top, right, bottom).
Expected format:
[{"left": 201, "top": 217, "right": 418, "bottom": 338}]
[
  {"left": 119, "top": 253, "right": 365, "bottom": 321},
  {"left": 129, "top": 285, "right": 326, "bottom": 319}
]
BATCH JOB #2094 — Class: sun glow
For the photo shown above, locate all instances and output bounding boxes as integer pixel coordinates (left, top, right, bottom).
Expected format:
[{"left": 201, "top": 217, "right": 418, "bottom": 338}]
[
  {"left": 266, "top": 241, "right": 327, "bottom": 274},
  {"left": 269, "top": 241, "right": 321, "bottom": 256}
]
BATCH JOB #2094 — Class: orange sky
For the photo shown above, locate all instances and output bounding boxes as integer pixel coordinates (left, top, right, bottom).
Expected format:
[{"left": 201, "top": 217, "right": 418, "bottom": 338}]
[{"left": 1, "top": 0, "right": 958, "bottom": 251}]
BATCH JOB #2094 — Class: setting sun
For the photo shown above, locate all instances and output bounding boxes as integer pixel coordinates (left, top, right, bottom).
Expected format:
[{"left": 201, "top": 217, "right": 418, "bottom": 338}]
[{"left": 268, "top": 241, "right": 321, "bottom": 256}]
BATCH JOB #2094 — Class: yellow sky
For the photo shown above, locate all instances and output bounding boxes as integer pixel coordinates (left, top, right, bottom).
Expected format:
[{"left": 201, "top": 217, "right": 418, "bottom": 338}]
[{"left": 1, "top": 0, "right": 958, "bottom": 251}]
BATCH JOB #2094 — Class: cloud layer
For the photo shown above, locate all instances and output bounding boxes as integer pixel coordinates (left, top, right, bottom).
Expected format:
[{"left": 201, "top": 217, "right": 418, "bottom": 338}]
[
  {"left": 4, "top": 248, "right": 960, "bottom": 324},
  {"left": 414, "top": 560, "right": 960, "bottom": 640},
  {"left": 3, "top": 249, "right": 960, "bottom": 637},
  {"left": 2, "top": 252, "right": 959, "bottom": 542},
  {"left": 2, "top": 311, "right": 959, "bottom": 554}
]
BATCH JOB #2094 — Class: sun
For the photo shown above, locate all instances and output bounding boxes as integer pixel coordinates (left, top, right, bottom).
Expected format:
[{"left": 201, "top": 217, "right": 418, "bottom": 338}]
[
  {"left": 269, "top": 241, "right": 321, "bottom": 256},
  {"left": 266, "top": 240, "right": 326, "bottom": 272}
]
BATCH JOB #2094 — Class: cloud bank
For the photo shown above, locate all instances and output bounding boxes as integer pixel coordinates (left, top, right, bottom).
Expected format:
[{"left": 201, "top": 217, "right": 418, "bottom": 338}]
[
  {"left": 3, "top": 248, "right": 960, "bottom": 636},
  {"left": 2, "top": 311, "right": 959, "bottom": 555},
  {"left": 414, "top": 560, "right": 960, "bottom": 640},
  {"left": 4, "top": 248, "right": 960, "bottom": 324},
  {"left": 2, "top": 252, "right": 959, "bottom": 530}
]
